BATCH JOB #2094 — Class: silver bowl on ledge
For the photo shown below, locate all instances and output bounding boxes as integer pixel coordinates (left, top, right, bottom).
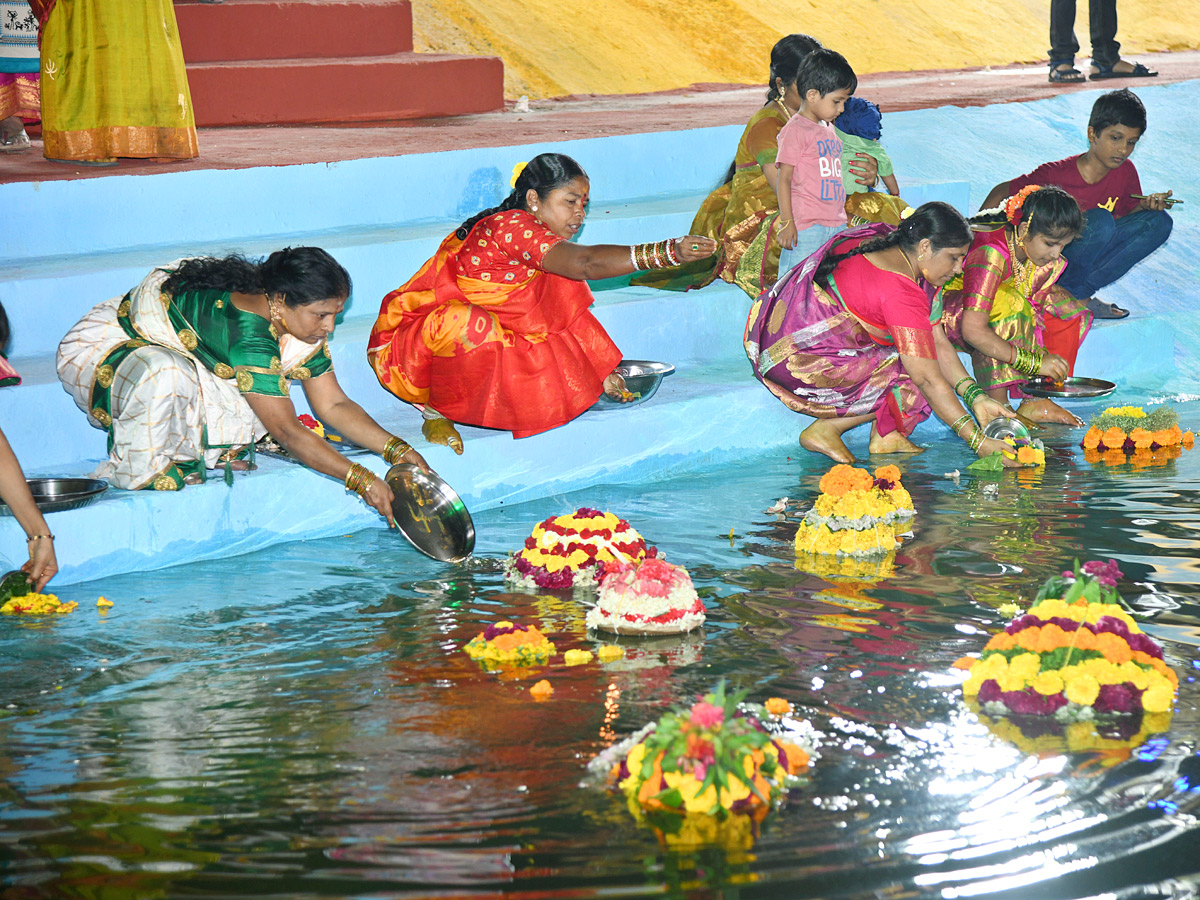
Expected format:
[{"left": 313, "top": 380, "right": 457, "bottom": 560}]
[
  {"left": 0, "top": 478, "right": 108, "bottom": 515},
  {"left": 592, "top": 359, "right": 676, "bottom": 409}
]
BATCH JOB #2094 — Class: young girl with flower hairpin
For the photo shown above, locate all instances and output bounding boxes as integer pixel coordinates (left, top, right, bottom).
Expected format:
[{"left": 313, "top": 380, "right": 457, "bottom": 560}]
[{"left": 941, "top": 185, "right": 1090, "bottom": 426}]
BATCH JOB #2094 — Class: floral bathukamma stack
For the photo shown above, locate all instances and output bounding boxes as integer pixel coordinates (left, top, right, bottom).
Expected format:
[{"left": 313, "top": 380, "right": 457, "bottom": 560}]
[
  {"left": 1081, "top": 405, "right": 1194, "bottom": 466},
  {"left": 505, "top": 508, "right": 653, "bottom": 590},
  {"left": 590, "top": 684, "right": 816, "bottom": 849},
  {"left": 956, "top": 561, "right": 1178, "bottom": 721},
  {"left": 586, "top": 557, "right": 705, "bottom": 635},
  {"left": 464, "top": 621, "right": 556, "bottom": 668},
  {"left": 793, "top": 464, "right": 914, "bottom": 558}
]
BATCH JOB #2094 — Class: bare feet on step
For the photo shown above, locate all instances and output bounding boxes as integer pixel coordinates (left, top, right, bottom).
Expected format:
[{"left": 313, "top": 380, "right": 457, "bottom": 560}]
[
  {"left": 868, "top": 429, "right": 925, "bottom": 455},
  {"left": 1017, "top": 398, "right": 1083, "bottom": 426},
  {"left": 800, "top": 420, "right": 856, "bottom": 463},
  {"left": 422, "top": 416, "right": 464, "bottom": 454}
]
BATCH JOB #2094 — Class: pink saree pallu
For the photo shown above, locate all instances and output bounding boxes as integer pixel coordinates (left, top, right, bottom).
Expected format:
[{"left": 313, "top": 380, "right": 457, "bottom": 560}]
[{"left": 743, "top": 225, "right": 932, "bottom": 438}]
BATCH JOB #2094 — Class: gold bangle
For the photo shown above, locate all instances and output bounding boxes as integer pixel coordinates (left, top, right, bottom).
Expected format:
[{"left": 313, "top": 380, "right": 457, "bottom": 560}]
[
  {"left": 344, "top": 462, "right": 375, "bottom": 497},
  {"left": 776, "top": 217, "right": 792, "bottom": 229},
  {"left": 384, "top": 436, "right": 412, "bottom": 465},
  {"left": 26, "top": 533, "right": 55, "bottom": 542}
]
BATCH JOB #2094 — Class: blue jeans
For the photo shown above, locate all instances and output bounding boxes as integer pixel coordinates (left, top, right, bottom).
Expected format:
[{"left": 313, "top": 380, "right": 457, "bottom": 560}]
[
  {"left": 778, "top": 223, "right": 845, "bottom": 282},
  {"left": 1058, "top": 207, "right": 1173, "bottom": 299}
]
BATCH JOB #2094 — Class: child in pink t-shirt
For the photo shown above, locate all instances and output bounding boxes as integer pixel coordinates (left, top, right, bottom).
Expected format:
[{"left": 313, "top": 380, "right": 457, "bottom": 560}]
[{"left": 775, "top": 48, "right": 857, "bottom": 280}]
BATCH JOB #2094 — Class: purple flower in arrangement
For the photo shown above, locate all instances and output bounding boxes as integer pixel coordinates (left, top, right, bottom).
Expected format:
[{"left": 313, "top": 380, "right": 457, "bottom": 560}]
[
  {"left": 1002, "top": 688, "right": 1068, "bottom": 716},
  {"left": 482, "top": 621, "right": 528, "bottom": 641},
  {"left": 533, "top": 567, "right": 576, "bottom": 589},
  {"left": 1082, "top": 559, "right": 1124, "bottom": 586},
  {"left": 1094, "top": 682, "right": 1142, "bottom": 714},
  {"left": 978, "top": 680, "right": 1003, "bottom": 703},
  {"left": 575, "top": 507, "right": 604, "bottom": 518},
  {"left": 514, "top": 557, "right": 533, "bottom": 575}
]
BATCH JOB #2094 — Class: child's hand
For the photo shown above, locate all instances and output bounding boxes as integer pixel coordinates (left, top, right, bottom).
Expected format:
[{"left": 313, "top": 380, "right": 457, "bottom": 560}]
[
  {"left": 1137, "top": 190, "right": 1173, "bottom": 212},
  {"left": 778, "top": 221, "right": 797, "bottom": 249}
]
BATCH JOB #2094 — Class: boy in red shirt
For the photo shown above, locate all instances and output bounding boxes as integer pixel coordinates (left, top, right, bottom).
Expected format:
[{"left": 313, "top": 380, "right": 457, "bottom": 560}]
[{"left": 981, "top": 89, "right": 1173, "bottom": 319}]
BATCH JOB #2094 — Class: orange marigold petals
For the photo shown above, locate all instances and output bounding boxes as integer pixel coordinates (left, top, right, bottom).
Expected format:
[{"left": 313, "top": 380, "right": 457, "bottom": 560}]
[{"left": 1082, "top": 427, "right": 1103, "bottom": 449}]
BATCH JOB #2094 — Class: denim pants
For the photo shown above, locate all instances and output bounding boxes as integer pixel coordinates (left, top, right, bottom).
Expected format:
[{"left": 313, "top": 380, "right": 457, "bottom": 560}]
[
  {"left": 1049, "top": 0, "right": 1119, "bottom": 68},
  {"left": 1058, "top": 207, "right": 1173, "bottom": 299},
  {"left": 778, "top": 224, "right": 845, "bottom": 282}
]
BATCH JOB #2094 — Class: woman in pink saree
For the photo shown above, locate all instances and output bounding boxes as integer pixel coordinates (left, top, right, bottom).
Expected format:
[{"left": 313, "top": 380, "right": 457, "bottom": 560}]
[{"left": 744, "top": 202, "right": 1019, "bottom": 466}]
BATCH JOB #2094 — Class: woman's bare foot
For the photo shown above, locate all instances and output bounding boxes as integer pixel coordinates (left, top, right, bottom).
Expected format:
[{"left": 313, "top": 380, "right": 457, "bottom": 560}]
[
  {"left": 603, "top": 371, "right": 634, "bottom": 402},
  {"left": 1017, "top": 398, "right": 1083, "bottom": 426},
  {"left": 422, "top": 416, "right": 464, "bottom": 455},
  {"left": 868, "top": 429, "right": 925, "bottom": 455},
  {"left": 229, "top": 459, "right": 256, "bottom": 471},
  {"left": 800, "top": 420, "right": 856, "bottom": 463}
]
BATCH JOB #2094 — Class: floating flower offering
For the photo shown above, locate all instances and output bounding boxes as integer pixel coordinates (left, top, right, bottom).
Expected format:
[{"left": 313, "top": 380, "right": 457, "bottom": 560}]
[
  {"left": 594, "top": 683, "right": 815, "bottom": 836},
  {"left": 297, "top": 413, "right": 326, "bottom": 438},
  {"left": 586, "top": 557, "right": 705, "bottom": 635},
  {"left": 1, "top": 592, "right": 78, "bottom": 615},
  {"left": 1081, "top": 405, "right": 1194, "bottom": 457},
  {"left": 794, "top": 464, "right": 914, "bottom": 558},
  {"left": 505, "top": 508, "right": 653, "bottom": 590},
  {"left": 971, "top": 705, "right": 1172, "bottom": 764},
  {"left": 956, "top": 561, "right": 1178, "bottom": 720},
  {"left": 464, "top": 620, "right": 556, "bottom": 666}
]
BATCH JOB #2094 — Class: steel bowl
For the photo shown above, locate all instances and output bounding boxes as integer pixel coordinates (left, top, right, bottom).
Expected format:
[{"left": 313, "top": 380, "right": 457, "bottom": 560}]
[
  {"left": 0, "top": 478, "right": 108, "bottom": 516},
  {"left": 1023, "top": 376, "right": 1116, "bottom": 399},
  {"left": 592, "top": 360, "right": 676, "bottom": 409},
  {"left": 982, "top": 417, "right": 1033, "bottom": 443},
  {"left": 385, "top": 464, "right": 475, "bottom": 563}
]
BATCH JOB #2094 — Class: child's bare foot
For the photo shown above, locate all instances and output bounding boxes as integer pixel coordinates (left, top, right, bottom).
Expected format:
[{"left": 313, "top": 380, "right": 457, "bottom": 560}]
[
  {"left": 422, "top": 416, "right": 464, "bottom": 454},
  {"left": 800, "top": 420, "right": 856, "bottom": 463},
  {"left": 603, "top": 371, "right": 635, "bottom": 402},
  {"left": 229, "top": 459, "right": 255, "bottom": 471},
  {"left": 1017, "top": 398, "right": 1083, "bottom": 426},
  {"left": 868, "top": 430, "right": 924, "bottom": 455}
]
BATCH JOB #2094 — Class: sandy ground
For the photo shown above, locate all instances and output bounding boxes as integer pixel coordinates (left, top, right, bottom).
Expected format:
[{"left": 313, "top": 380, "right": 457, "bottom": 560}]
[
  {"left": 410, "top": 0, "right": 1196, "bottom": 99},
  {"left": 1, "top": 50, "right": 1196, "bottom": 185}
]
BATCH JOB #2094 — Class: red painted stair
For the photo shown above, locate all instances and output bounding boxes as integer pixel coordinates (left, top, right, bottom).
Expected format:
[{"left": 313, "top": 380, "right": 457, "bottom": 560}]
[{"left": 173, "top": 0, "right": 504, "bottom": 126}]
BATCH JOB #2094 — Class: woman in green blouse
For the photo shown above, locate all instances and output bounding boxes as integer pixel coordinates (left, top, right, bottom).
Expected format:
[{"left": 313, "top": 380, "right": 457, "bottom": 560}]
[{"left": 57, "top": 247, "right": 430, "bottom": 523}]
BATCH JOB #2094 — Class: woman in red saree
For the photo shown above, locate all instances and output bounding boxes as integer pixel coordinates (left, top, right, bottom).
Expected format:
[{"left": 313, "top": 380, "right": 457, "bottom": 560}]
[
  {"left": 368, "top": 153, "right": 717, "bottom": 453},
  {"left": 744, "top": 202, "right": 1020, "bottom": 466}
]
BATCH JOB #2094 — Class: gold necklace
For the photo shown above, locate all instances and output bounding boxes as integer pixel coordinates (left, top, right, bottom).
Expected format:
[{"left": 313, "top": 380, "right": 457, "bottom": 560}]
[
  {"left": 899, "top": 249, "right": 920, "bottom": 283},
  {"left": 1006, "top": 229, "right": 1035, "bottom": 297}
]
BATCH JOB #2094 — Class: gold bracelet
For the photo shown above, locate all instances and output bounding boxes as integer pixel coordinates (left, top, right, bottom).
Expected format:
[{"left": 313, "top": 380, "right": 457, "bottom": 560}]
[
  {"left": 777, "top": 217, "right": 793, "bottom": 229},
  {"left": 383, "top": 436, "right": 412, "bottom": 465},
  {"left": 26, "top": 533, "right": 55, "bottom": 542},
  {"left": 344, "top": 462, "right": 375, "bottom": 497}
]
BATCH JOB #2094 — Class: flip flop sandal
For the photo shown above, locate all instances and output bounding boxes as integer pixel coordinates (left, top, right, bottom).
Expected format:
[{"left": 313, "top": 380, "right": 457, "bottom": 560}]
[
  {"left": 1086, "top": 298, "right": 1130, "bottom": 319},
  {"left": 1091, "top": 61, "right": 1158, "bottom": 80},
  {"left": 1049, "top": 65, "right": 1086, "bottom": 83}
]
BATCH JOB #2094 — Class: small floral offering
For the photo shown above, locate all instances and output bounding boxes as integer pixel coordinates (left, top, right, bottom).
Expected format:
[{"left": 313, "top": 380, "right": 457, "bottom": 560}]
[
  {"left": 563, "top": 648, "right": 594, "bottom": 666},
  {"left": 504, "top": 508, "right": 654, "bottom": 590},
  {"left": 956, "top": 560, "right": 1178, "bottom": 720},
  {"left": 597, "top": 644, "right": 625, "bottom": 662},
  {"left": 598, "top": 683, "right": 815, "bottom": 820},
  {"left": 586, "top": 557, "right": 705, "bottom": 635},
  {"left": 1081, "top": 405, "right": 1194, "bottom": 458},
  {"left": 1, "top": 593, "right": 78, "bottom": 615},
  {"left": 794, "top": 464, "right": 915, "bottom": 558},
  {"left": 297, "top": 413, "right": 326, "bottom": 438},
  {"left": 529, "top": 679, "right": 554, "bottom": 699},
  {"left": 464, "top": 620, "right": 556, "bottom": 667}
]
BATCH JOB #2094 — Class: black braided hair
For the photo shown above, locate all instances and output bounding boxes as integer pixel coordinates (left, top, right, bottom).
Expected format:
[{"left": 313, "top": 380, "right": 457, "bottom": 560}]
[
  {"left": 970, "top": 185, "right": 1084, "bottom": 238},
  {"left": 0, "top": 300, "right": 9, "bottom": 354},
  {"left": 813, "top": 201, "right": 971, "bottom": 285},
  {"left": 455, "top": 153, "right": 589, "bottom": 240},
  {"left": 766, "top": 33, "right": 823, "bottom": 101},
  {"left": 160, "top": 247, "right": 351, "bottom": 308}
]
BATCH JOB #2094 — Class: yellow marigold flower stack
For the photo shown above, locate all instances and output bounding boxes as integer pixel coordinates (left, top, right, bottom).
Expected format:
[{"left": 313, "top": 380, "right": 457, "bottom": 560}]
[
  {"left": 955, "top": 560, "right": 1178, "bottom": 723},
  {"left": 794, "top": 464, "right": 915, "bottom": 558}
]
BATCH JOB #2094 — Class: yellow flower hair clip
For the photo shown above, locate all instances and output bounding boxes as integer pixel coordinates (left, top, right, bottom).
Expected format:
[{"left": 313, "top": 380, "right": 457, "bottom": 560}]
[
  {"left": 899, "top": 206, "right": 915, "bottom": 220},
  {"left": 510, "top": 161, "right": 528, "bottom": 188}
]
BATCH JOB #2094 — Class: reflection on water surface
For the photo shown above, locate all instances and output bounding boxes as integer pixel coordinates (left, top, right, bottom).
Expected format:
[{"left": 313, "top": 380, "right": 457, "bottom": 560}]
[{"left": 4, "top": 408, "right": 1200, "bottom": 899}]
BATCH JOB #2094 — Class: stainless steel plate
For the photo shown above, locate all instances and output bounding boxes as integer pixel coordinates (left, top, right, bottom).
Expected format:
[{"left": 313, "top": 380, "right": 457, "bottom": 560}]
[
  {"left": 385, "top": 464, "right": 475, "bottom": 563},
  {"left": 0, "top": 478, "right": 108, "bottom": 515},
  {"left": 1023, "top": 376, "right": 1117, "bottom": 399},
  {"left": 255, "top": 432, "right": 372, "bottom": 462},
  {"left": 592, "top": 359, "right": 676, "bottom": 409}
]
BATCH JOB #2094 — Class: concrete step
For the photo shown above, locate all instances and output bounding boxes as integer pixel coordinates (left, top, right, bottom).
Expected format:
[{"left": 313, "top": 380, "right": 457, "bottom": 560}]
[
  {"left": 186, "top": 52, "right": 504, "bottom": 126},
  {"left": 174, "top": 0, "right": 414, "bottom": 62}
]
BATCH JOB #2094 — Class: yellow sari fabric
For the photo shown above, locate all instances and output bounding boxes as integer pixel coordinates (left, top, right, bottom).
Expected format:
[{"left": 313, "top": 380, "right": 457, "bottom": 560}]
[{"left": 40, "top": 0, "right": 198, "bottom": 160}]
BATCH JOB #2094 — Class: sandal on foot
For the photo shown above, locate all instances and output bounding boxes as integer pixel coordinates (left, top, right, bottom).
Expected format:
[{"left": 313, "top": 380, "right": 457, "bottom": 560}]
[
  {"left": 1086, "top": 297, "right": 1130, "bottom": 319},
  {"left": 1049, "top": 65, "right": 1086, "bottom": 83},
  {"left": 1091, "top": 61, "right": 1158, "bottom": 80}
]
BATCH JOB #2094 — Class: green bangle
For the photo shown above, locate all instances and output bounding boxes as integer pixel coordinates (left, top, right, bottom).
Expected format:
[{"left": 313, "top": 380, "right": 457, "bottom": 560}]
[
  {"left": 962, "top": 385, "right": 985, "bottom": 409},
  {"left": 953, "top": 376, "right": 975, "bottom": 396},
  {"left": 950, "top": 414, "right": 973, "bottom": 437}
]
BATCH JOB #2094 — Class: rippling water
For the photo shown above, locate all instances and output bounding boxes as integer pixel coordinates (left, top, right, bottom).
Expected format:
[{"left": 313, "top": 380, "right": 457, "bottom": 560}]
[{"left": 5, "top": 404, "right": 1200, "bottom": 899}]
